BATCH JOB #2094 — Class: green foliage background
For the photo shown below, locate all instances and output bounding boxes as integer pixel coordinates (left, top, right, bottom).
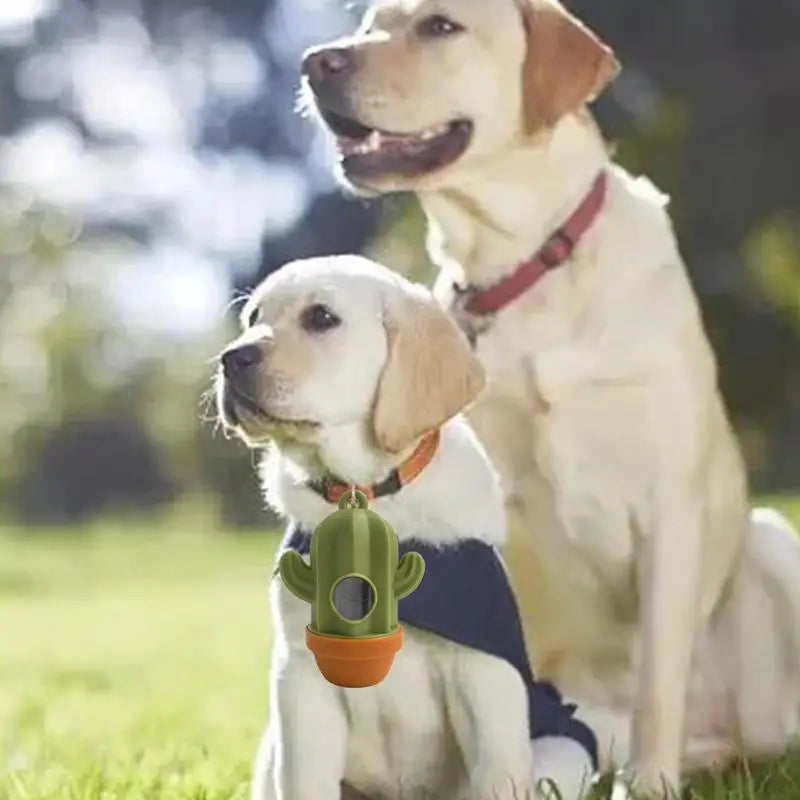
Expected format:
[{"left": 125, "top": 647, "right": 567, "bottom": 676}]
[{"left": 0, "top": 0, "right": 798, "bottom": 529}]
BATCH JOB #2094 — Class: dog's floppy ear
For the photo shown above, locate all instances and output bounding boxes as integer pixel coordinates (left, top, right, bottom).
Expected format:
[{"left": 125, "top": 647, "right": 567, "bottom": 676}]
[
  {"left": 373, "top": 291, "right": 486, "bottom": 453},
  {"left": 519, "top": 0, "right": 619, "bottom": 132}
]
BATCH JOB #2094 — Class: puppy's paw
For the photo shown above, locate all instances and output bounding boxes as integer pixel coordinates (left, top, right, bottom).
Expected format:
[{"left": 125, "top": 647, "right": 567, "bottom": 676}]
[{"left": 532, "top": 736, "right": 595, "bottom": 800}]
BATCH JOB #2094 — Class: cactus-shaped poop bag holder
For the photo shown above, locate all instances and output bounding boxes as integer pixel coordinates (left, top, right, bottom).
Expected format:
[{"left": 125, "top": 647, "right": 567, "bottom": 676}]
[{"left": 278, "top": 490, "right": 425, "bottom": 688}]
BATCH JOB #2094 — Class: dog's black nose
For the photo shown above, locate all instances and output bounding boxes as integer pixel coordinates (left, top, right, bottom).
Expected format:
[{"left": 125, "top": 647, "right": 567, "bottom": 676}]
[
  {"left": 221, "top": 344, "right": 262, "bottom": 376},
  {"left": 302, "top": 47, "right": 355, "bottom": 86}
]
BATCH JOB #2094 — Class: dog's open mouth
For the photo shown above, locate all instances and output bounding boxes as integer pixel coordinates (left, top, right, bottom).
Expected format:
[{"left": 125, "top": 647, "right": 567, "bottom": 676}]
[{"left": 319, "top": 108, "right": 473, "bottom": 180}]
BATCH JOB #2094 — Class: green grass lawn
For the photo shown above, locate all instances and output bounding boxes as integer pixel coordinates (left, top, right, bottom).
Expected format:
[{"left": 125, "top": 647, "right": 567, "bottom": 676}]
[
  {"left": 0, "top": 508, "right": 278, "bottom": 800},
  {"left": 0, "top": 502, "right": 799, "bottom": 800}
]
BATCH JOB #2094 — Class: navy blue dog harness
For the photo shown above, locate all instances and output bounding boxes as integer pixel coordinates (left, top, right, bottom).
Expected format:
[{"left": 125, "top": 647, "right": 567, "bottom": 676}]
[{"left": 282, "top": 523, "right": 598, "bottom": 768}]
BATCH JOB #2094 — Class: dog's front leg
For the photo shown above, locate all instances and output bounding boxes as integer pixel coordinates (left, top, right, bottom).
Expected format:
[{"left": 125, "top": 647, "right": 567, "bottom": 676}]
[
  {"left": 261, "top": 655, "right": 348, "bottom": 800},
  {"left": 252, "top": 721, "right": 278, "bottom": 800},
  {"left": 628, "top": 488, "right": 703, "bottom": 796},
  {"left": 450, "top": 656, "right": 535, "bottom": 799}
]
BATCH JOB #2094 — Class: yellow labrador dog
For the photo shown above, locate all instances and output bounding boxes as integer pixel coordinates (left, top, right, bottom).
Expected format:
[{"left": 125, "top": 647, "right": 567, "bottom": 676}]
[
  {"left": 300, "top": 0, "right": 800, "bottom": 794},
  {"left": 217, "top": 255, "right": 601, "bottom": 800}
]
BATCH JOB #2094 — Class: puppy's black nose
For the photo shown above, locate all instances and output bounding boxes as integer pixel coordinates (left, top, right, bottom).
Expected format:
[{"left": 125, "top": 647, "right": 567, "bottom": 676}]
[
  {"left": 302, "top": 47, "right": 355, "bottom": 86},
  {"left": 222, "top": 344, "right": 262, "bottom": 376}
]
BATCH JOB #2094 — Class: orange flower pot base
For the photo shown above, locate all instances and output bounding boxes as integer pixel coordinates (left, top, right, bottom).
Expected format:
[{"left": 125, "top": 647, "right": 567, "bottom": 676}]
[{"left": 305, "top": 625, "right": 404, "bottom": 688}]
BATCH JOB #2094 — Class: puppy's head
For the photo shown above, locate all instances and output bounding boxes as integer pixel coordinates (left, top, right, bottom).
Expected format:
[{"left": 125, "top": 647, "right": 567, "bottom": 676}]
[
  {"left": 301, "top": 0, "right": 618, "bottom": 194},
  {"left": 216, "top": 255, "right": 485, "bottom": 456}
]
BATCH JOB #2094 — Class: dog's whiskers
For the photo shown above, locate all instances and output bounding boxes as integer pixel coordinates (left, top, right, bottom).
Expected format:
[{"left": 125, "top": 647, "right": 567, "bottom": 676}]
[
  {"left": 226, "top": 291, "right": 250, "bottom": 312},
  {"left": 294, "top": 85, "right": 315, "bottom": 118},
  {"left": 198, "top": 376, "right": 229, "bottom": 438}
]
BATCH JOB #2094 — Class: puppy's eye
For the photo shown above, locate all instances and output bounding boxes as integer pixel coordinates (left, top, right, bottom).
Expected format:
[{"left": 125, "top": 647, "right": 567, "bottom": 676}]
[
  {"left": 246, "top": 306, "right": 263, "bottom": 328},
  {"left": 416, "top": 14, "right": 465, "bottom": 38},
  {"left": 300, "top": 303, "right": 341, "bottom": 333}
]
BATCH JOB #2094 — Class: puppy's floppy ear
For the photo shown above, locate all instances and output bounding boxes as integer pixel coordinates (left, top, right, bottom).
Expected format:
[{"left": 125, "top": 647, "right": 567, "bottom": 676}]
[
  {"left": 373, "top": 291, "right": 486, "bottom": 453},
  {"left": 519, "top": 0, "right": 619, "bottom": 132}
]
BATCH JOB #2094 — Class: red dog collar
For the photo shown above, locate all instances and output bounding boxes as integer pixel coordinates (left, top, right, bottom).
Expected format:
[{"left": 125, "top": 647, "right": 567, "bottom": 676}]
[{"left": 454, "top": 171, "right": 608, "bottom": 318}]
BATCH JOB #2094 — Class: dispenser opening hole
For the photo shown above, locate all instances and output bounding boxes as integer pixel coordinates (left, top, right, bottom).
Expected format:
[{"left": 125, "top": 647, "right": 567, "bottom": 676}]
[{"left": 332, "top": 575, "right": 376, "bottom": 622}]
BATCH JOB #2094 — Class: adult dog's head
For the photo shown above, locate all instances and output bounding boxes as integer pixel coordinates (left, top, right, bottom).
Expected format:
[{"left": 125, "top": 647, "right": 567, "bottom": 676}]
[
  {"left": 216, "top": 255, "right": 485, "bottom": 459},
  {"left": 301, "top": 0, "right": 618, "bottom": 194}
]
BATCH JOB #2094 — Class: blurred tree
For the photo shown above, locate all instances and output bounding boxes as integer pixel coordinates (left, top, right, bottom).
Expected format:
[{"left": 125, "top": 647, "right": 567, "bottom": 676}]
[
  {"left": 0, "top": 0, "right": 361, "bottom": 527},
  {"left": 18, "top": 414, "right": 174, "bottom": 524}
]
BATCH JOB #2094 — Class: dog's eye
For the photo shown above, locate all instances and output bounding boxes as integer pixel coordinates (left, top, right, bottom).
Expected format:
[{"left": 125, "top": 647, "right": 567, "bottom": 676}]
[
  {"left": 416, "top": 14, "right": 464, "bottom": 38},
  {"left": 246, "top": 306, "right": 263, "bottom": 328},
  {"left": 300, "top": 303, "right": 341, "bottom": 334}
]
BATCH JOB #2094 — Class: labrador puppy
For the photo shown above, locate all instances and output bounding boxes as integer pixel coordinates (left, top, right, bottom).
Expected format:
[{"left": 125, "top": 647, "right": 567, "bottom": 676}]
[
  {"left": 300, "top": 0, "right": 800, "bottom": 794},
  {"left": 216, "top": 255, "right": 599, "bottom": 800}
]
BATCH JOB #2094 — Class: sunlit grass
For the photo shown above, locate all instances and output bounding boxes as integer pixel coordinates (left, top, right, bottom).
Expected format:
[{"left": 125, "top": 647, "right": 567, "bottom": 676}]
[
  {"left": 0, "top": 499, "right": 798, "bottom": 798},
  {"left": 0, "top": 510, "right": 278, "bottom": 800}
]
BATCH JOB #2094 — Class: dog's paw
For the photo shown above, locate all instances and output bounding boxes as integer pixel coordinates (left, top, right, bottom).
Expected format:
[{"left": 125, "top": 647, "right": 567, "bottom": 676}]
[
  {"left": 616, "top": 762, "right": 681, "bottom": 799},
  {"left": 608, "top": 776, "right": 636, "bottom": 800}
]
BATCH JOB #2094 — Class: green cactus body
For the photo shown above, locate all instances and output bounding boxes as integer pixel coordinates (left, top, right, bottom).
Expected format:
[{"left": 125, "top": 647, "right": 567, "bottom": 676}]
[{"left": 279, "top": 491, "right": 425, "bottom": 639}]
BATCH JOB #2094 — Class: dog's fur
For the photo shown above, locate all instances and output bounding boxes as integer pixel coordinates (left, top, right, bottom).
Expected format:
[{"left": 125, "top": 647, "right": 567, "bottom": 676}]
[
  {"left": 217, "top": 256, "right": 596, "bottom": 800},
  {"left": 302, "top": 0, "right": 800, "bottom": 793}
]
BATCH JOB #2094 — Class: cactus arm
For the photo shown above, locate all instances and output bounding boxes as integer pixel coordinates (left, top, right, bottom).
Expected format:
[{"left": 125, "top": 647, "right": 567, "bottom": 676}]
[
  {"left": 394, "top": 552, "right": 425, "bottom": 599},
  {"left": 278, "top": 551, "right": 314, "bottom": 603}
]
